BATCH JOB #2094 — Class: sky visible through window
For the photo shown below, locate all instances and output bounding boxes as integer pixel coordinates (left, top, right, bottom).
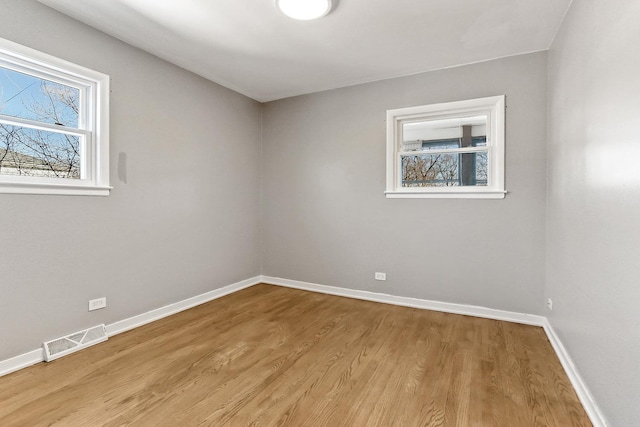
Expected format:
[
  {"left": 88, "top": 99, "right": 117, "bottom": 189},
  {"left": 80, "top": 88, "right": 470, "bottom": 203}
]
[
  {"left": 0, "top": 67, "right": 79, "bottom": 126},
  {"left": 0, "top": 66, "right": 81, "bottom": 178}
]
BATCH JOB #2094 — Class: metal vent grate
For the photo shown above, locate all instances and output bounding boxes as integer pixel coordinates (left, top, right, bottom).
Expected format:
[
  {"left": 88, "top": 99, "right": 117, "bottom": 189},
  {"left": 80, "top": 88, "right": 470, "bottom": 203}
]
[
  {"left": 43, "top": 324, "right": 108, "bottom": 362},
  {"left": 82, "top": 325, "right": 105, "bottom": 343}
]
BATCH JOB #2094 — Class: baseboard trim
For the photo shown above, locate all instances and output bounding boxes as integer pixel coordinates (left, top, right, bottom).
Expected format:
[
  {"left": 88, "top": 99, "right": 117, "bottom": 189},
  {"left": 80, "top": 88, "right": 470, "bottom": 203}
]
[
  {"left": 106, "top": 276, "right": 262, "bottom": 337},
  {"left": 0, "top": 348, "right": 44, "bottom": 377},
  {"left": 0, "top": 276, "right": 262, "bottom": 378},
  {"left": 260, "top": 275, "right": 545, "bottom": 326},
  {"left": 0, "top": 274, "right": 608, "bottom": 426},
  {"left": 261, "top": 275, "right": 606, "bottom": 427},
  {"left": 542, "top": 319, "right": 608, "bottom": 427}
]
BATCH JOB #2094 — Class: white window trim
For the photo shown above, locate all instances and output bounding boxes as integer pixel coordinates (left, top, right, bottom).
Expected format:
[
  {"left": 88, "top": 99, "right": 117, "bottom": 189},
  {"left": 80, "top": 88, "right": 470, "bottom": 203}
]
[
  {"left": 386, "top": 96, "right": 506, "bottom": 199},
  {"left": 0, "top": 37, "right": 110, "bottom": 196}
]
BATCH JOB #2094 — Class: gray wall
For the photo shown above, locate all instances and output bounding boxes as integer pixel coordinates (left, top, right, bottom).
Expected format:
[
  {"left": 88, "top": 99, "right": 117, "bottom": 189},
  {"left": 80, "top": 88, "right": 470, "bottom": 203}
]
[
  {"left": 3, "top": 2, "right": 632, "bottom": 424},
  {"left": 546, "top": 1, "right": 640, "bottom": 425},
  {"left": 0, "top": 0, "right": 261, "bottom": 360},
  {"left": 262, "top": 52, "right": 548, "bottom": 314}
]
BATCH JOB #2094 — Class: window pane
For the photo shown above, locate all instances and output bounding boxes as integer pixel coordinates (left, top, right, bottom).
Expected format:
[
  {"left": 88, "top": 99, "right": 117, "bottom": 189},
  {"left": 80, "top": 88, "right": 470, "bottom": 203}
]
[
  {"left": 401, "top": 151, "right": 488, "bottom": 187},
  {"left": 401, "top": 116, "right": 486, "bottom": 152},
  {"left": 0, "top": 124, "right": 80, "bottom": 179},
  {"left": 418, "top": 139, "right": 460, "bottom": 151},
  {"left": 0, "top": 66, "right": 79, "bottom": 128},
  {"left": 402, "top": 137, "right": 487, "bottom": 152},
  {"left": 472, "top": 136, "right": 486, "bottom": 147}
]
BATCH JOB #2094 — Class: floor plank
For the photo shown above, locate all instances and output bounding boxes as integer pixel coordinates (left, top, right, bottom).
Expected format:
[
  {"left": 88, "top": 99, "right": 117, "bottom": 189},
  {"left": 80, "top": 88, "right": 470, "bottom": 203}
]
[{"left": 0, "top": 284, "right": 591, "bottom": 426}]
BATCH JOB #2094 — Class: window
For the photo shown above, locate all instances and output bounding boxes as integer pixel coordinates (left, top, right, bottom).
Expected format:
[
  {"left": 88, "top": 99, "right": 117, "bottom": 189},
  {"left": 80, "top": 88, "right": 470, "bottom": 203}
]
[
  {"left": 386, "top": 96, "right": 505, "bottom": 199},
  {"left": 0, "top": 37, "right": 110, "bottom": 196}
]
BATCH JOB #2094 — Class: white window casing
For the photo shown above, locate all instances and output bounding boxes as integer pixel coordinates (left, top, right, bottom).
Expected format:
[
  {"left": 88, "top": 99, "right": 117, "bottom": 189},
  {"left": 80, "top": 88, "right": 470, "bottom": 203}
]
[
  {"left": 0, "top": 37, "right": 110, "bottom": 196},
  {"left": 386, "top": 96, "right": 506, "bottom": 199}
]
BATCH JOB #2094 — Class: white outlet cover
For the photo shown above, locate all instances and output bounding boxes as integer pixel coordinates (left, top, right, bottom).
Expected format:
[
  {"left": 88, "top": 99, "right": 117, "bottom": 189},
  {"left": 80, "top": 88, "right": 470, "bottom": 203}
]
[
  {"left": 89, "top": 297, "right": 107, "bottom": 311},
  {"left": 375, "top": 272, "right": 387, "bottom": 281}
]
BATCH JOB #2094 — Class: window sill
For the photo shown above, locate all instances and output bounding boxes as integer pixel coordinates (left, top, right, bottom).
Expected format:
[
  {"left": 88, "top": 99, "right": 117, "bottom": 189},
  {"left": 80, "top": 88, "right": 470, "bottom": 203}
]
[
  {"left": 385, "top": 190, "right": 506, "bottom": 199},
  {"left": 0, "top": 182, "right": 112, "bottom": 196}
]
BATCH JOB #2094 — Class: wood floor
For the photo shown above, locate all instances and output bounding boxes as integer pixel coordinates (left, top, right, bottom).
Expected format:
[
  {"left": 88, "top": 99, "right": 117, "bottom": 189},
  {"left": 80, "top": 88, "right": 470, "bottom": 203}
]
[{"left": 0, "top": 284, "right": 591, "bottom": 426}]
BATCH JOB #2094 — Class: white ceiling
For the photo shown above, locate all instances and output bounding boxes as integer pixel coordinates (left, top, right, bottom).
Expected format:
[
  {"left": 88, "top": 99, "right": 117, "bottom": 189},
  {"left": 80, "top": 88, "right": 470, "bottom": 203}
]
[{"left": 36, "top": 0, "right": 572, "bottom": 102}]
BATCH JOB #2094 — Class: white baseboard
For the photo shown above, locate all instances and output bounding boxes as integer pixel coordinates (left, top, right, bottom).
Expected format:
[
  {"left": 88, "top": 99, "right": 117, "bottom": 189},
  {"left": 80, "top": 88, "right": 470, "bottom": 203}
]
[
  {"left": 542, "top": 319, "right": 608, "bottom": 427},
  {"left": 106, "top": 276, "right": 261, "bottom": 336},
  {"left": 260, "top": 275, "right": 546, "bottom": 326},
  {"left": 0, "top": 274, "right": 607, "bottom": 426},
  {"left": 0, "top": 348, "right": 44, "bottom": 377},
  {"left": 260, "top": 275, "right": 607, "bottom": 427},
  {"left": 0, "top": 276, "right": 262, "bottom": 378}
]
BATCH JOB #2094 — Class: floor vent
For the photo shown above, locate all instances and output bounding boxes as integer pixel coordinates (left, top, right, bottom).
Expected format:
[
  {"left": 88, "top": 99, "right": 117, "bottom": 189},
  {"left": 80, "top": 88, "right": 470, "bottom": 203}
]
[{"left": 43, "top": 324, "right": 108, "bottom": 362}]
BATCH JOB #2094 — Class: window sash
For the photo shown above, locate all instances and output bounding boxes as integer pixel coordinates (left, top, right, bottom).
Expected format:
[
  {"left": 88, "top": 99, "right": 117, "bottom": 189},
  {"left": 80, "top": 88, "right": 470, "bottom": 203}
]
[
  {"left": 398, "top": 149, "right": 490, "bottom": 188},
  {"left": 0, "top": 114, "right": 89, "bottom": 138},
  {"left": 397, "top": 146, "right": 489, "bottom": 156},
  {"left": 386, "top": 96, "right": 505, "bottom": 198},
  {"left": 0, "top": 36, "right": 109, "bottom": 195},
  {"left": 0, "top": 58, "right": 89, "bottom": 130}
]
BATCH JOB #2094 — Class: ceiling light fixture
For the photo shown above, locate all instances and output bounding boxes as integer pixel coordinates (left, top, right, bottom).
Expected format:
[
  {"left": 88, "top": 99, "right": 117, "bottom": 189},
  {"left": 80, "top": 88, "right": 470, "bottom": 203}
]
[{"left": 276, "top": 0, "right": 333, "bottom": 20}]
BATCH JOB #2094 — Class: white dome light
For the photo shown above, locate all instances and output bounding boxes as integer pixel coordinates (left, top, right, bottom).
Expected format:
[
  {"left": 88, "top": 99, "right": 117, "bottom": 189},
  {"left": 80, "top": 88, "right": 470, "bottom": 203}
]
[{"left": 276, "top": 0, "right": 333, "bottom": 20}]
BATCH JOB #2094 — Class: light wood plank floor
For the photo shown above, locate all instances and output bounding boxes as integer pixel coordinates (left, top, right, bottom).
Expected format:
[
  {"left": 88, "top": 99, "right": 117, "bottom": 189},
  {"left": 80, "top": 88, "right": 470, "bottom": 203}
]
[{"left": 0, "top": 284, "right": 591, "bottom": 426}]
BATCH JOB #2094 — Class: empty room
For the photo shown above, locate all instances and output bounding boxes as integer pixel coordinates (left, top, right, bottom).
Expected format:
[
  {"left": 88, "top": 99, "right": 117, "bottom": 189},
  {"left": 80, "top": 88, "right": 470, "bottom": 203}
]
[{"left": 0, "top": 0, "right": 637, "bottom": 425}]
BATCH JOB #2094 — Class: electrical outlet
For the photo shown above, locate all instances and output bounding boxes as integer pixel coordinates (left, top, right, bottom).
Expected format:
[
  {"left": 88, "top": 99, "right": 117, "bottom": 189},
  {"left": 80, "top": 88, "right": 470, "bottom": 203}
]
[
  {"left": 374, "top": 272, "right": 386, "bottom": 281},
  {"left": 89, "top": 297, "right": 107, "bottom": 311},
  {"left": 546, "top": 298, "right": 553, "bottom": 311}
]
